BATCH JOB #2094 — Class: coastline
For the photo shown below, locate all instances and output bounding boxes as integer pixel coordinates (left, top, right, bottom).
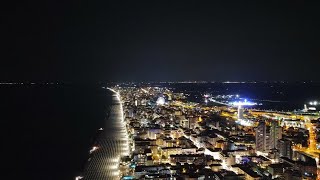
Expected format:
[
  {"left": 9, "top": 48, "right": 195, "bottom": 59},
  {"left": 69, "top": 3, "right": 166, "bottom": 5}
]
[{"left": 78, "top": 88, "right": 129, "bottom": 180}]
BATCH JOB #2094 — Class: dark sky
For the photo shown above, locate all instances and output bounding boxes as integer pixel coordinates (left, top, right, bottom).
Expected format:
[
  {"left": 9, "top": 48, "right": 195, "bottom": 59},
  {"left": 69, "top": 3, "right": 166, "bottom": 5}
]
[{"left": 2, "top": 1, "right": 320, "bottom": 82}]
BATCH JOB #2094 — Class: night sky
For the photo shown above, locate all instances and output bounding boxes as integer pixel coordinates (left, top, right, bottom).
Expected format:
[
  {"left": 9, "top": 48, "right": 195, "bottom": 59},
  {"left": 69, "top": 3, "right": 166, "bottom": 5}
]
[{"left": 2, "top": 1, "right": 320, "bottom": 82}]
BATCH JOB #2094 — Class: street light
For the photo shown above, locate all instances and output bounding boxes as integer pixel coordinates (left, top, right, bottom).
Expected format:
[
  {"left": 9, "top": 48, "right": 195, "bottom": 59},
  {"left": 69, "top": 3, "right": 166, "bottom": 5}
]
[{"left": 309, "top": 101, "right": 318, "bottom": 106}]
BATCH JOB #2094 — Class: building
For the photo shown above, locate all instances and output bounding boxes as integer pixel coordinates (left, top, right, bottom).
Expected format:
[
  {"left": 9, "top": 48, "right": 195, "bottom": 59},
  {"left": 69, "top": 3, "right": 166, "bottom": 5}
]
[
  {"left": 256, "top": 121, "right": 269, "bottom": 152},
  {"left": 281, "top": 119, "right": 303, "bottom": 128},
  {"left": 268, "top": 163, "right": 292, "bottom": 179},
  {"left": 256, "top": 121, "right": 281, "bottom": 153},
  {"left": 270, "top": 121, "right": 282, "bottom": 149},
  {"left": 238, "top": 105, "right": 244, "bottom": 119},
  {"left": 170, "top": 154, "right": 205, "bottom": 165},
  {"left": 284, "top": 169, "right": 302, "bottom": 180},
  {"left": 232, "top": 165, "right": 262, "bottom": 180},
  {"left": 279, "top": 139, "right": 293, "bottom": 159},
  {"left": 180, "top": 119, "right": 190, "bottom": 129}
]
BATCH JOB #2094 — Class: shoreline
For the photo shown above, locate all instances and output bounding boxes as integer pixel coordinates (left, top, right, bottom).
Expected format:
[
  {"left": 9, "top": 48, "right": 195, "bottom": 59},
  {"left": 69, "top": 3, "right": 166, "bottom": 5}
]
[{"left": 77, "top": 88, "right": 129, "bottom": 180}]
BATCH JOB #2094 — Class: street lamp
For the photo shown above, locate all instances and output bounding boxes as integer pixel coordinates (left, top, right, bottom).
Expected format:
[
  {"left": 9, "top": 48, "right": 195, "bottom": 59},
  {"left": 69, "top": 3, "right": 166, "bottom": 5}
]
[{"left": 309, "top": 101, "right": 318, "bottom": 106}]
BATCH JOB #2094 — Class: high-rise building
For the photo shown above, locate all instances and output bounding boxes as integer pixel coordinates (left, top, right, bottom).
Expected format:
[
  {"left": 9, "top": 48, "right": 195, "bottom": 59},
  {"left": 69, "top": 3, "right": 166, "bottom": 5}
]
[
  {"left": 256, "top": 121, "right": 282, "bottom": 153},
  {"left": 237, "top": 105, "right": 244, "bottom": 119},
  {"left": 256, "top": 121, "right": 267, "bottom": 152},
  {"left": 270, "top": 121, "right": 282, "bottom": 149},
  {"left": 279, "top": 139, "right": 293, "bottom": 159},
  {"left": 266, "top": 126, "right": 270, "bottom": 151}
]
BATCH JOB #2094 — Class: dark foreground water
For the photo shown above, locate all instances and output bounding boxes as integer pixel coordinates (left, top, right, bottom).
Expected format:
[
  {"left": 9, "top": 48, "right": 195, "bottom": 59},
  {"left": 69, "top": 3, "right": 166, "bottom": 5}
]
[{"left": 0, "top": 84, "right": 112, "bottom": 180}]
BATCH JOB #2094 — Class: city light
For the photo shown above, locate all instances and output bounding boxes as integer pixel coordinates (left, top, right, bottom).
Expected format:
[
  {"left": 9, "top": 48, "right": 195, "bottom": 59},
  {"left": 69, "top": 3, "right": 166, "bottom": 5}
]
[
  {"left": 156, "top": 97, "right": 165, "bottom": 105},
  {"left": 309, "top": 101, "right": 318, "bottom": 106},
  {"left": 110, "top": 156, "right": 120, "bottom": 163},
  {"left": 111, "top": 170, "right": 120, "bottom": 176},
  {"left": 109, "top": 164, "right": 119, "bottom": 170},
  {"left": 75, "top": 176, "right": 83, "bottom": 180},
  {"left": 101, "top": 85, "right": 320, "bottom": 179},
  {"left": 230, "top": 100, "right": 257, "bottom": 106},
  {"left": 235, "top": 119, "right": 254, "bottom": 126},
  {"left": 89, "top": 146, "right": 99, "bottom": 154}
]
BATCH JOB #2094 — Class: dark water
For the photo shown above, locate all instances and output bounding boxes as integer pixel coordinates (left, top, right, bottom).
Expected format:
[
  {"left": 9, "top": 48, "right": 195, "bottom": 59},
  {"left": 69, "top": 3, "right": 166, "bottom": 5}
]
[{"left": 1, "top": 84, "right": 112, "bottom": 180}]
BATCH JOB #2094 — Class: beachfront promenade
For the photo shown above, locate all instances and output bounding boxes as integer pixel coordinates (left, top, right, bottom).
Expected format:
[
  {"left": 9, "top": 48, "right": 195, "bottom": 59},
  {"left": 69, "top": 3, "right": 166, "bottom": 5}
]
[{"left": 80, "top": 88, "right": 128, "bottom": 180}]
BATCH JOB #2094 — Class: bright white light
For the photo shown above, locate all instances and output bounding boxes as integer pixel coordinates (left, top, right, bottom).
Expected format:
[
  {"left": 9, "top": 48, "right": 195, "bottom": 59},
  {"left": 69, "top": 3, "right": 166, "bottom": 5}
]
[
  {"left": 75, "top": 176, "right": 83, "bottom": 180},
  {"left": 230, "top": 100, "right": 256, "bottom": 106},
  {"left": 309, "top": 107, "right": 316, "bottom": 110},
  {"left": 141, "top": 88, "right": 148, "bottom": 93},
  {"left": 109, "top": 164, "right": 119, "bottom": 170},
  {"left": 121, "top": 151, "right": 129, "bottom": 156},
  {"left": 121, "top": 146, "right": 129, "bottom": 151},
  {"left": 156, "top": 97, "right": 165, "bottom": 105},
  {"left": 235, "top": 119, "right": 254, "bottom": 126},
  {"left": 89, "top": 146, "right": 99, "bottom": 154},
  {"left": 110, "top": 157, "right": 120, "bottom": 163},
  {"left": 256, "top": 151, "right": 268, "bottom": 157},
  {"left": 107, "top": 87, "right": 120, "bottom": 96},
  {"left": 120, "top": 137, "right": 128, "bottom": 141},
  {"left": 111, "top": 170, "right": 120, "bottom": 176},
  {"left": 236, "top": 94, "right": 239, "bottom": 98},
  {"left": 221, "top": 161, "right": 228, "bottom": 170},
  {"left": 121, "top": 143, "right": 128, "bottom": 146}
]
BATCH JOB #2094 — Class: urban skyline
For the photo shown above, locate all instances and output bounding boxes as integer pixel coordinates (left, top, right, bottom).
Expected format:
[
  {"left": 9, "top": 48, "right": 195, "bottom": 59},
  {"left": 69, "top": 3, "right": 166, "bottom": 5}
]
[{"left": 77, "top": 84, "right": 320, "bottom": 179}]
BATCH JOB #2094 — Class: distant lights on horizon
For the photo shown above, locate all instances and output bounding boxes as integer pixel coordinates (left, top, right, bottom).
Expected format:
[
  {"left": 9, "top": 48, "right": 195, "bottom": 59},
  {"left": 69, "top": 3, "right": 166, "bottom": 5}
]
[
  {"left": 309, "top": 101, "right": 318, "bottom": 106},
  {"left": 222, "top": 81, "right": 257, "bottom": 84},
  {"left": 230, "top": 100, "right": 257, "bottom": 106}
]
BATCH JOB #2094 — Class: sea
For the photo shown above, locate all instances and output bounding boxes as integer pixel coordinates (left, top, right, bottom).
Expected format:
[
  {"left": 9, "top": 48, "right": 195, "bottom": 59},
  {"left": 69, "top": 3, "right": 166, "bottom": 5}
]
[
  {"left": 1, "top": 84, "right": 112, "bottom": 180},
  {"left": 2, "top": 82, "right": 320, "bottom": 180}
]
